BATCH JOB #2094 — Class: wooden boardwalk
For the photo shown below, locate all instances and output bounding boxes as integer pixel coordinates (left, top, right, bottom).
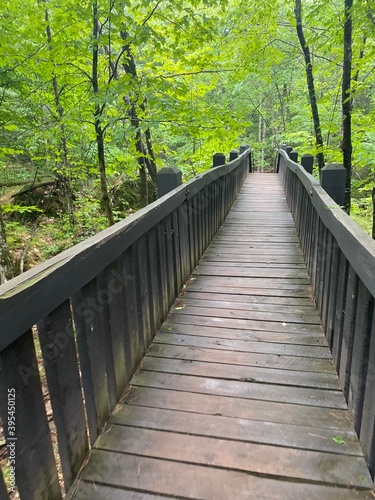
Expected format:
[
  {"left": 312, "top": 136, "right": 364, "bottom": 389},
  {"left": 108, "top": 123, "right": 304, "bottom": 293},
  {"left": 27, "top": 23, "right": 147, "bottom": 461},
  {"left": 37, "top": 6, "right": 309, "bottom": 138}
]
[{"left": 69, "top": 174, "right": 373, "bottom": 499}]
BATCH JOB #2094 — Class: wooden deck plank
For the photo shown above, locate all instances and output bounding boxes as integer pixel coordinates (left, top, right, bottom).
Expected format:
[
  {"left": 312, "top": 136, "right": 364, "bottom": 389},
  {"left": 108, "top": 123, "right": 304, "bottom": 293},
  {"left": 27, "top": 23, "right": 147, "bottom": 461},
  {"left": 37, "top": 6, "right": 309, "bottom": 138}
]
[
  {"left": 70, "top": 173, "right": 373, "bottom": 499},
  {"left": 141, "top": 354, "right": 339, "bottom": 389},
  {"left": 131, "top": 371, "right": 347, "bottom": 409},
  {"left": 122, "top": 386, "right": 354, "bottom": 429},
  {"left": 175, "top": 297, "right": 317, "bottom": 313},
  {"left": 160, "top": 322, "right": 325, "bottom": 345},
  {"left": 77, "top": 451, "right": 372, "bottom": 499},
  {"left": 110, "top": 405, "right": 362, "bottom": 456},
  {"left": 181, "top": 290, "right": 314, "bottom": 306},
  {"left": 148, "top": 343, "right": 335, "bottom": 373},
  {"left": 95, "top": 425, "right": 371, "bottom": 487}
]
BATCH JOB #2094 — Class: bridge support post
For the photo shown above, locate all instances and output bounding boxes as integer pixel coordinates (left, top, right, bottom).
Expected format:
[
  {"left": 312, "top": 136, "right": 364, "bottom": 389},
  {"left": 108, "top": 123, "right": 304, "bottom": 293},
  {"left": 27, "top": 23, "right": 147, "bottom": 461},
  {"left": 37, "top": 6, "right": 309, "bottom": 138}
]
[
  {"left": 212, "top": 153, "right": 226, "bottom": 168},
  {"left": 280, "top": 143, "right": 287, "bottom": 151},
  {"left": 286, "top": 146, "right": 293, "bottom": 157},
  {"left": 321, "top": 164, "right": 346, "bottom": 206},
  {"left": 157, "top": 167, "right": 182, "bottom": 198},
  {"left": 289, "top": 151, "right": 298, "bottom": 162},
  {"left": 301, "top": 154, "right": 314, "bottom": 174},
  {"left": 229, "top": 150, "right": 239, "bottom": 161}
]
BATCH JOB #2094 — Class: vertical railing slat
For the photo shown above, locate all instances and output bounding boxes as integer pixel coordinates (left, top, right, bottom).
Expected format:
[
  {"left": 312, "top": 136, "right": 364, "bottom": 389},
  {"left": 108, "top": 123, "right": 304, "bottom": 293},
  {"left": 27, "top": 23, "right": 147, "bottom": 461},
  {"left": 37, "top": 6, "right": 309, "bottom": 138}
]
[
  {"left": 359, "top": 313, "right": 375, "bottom": 478},
  {"left": 0, "top": 331, "right": 61, "bottom": 500},
  {"left": 71, "top": 282, "right": 110, "bottom": 445},
  {"left": 349, "top": 282, "right": 374, "bottom": 433},
  {"left": 339, "top": 266, "right": 359, "bottom": 399},
  {"left": 104, "top": 261, "right": 129, "bottom": 397},
  {"left": 37, "top": 300, "right": 88, "bottom": 491}
]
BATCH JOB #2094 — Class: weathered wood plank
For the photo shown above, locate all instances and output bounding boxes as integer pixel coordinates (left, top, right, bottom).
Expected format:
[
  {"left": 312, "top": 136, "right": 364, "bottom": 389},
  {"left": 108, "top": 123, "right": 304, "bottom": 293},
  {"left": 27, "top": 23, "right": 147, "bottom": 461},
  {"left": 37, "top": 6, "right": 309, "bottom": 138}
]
[
  {"left": 37, "top": 300, "right": 88, "bottom": 491},
  {"left": 95, "top": 425, "right": 371, "bottom": 487},
  {"left": 148, "top": 343, "right": 334, "bottom": 373},
  {"left": 71, "top": 284, "right": 110, "bottom": 445},
  {"left": 123, "top": 386, "right": 354, "bottom": 429},
  {"left": 79, "top": 450, "right": 372, "bottom": 499},
  {"left": 110, "top": 404, "right": 361, "bottom": 455},
  {"left": 154, "top": 331, "right": 329, "bottom": 357},
  {"left": 167, "top": 314, "right": 323, "bottom": 335},
  {"left": 187, "top": 275, "right": 311, "bottom": 288},
  {"left": 161, "top": 321, "right": 325, "bottom": 346},
  {"left": 71, "top": 483, "right": 171, "bottom": 500},
  {"left": 0, "top": 331, "right": 61, "bottom": 500},
  {"left": 169, "top": 304, "right": 320, "bottom": 325},
  {"left": 182, "top": 290, "right": 314, "bottom": 306},
  {"left": 194, "top": 265, "right": 309, "bottom": 279},
  {"left": 142, "top": 354, "right": 338, "bottom": 389},
  {"left": 174, "top": 297, "right": 317, "bottom": 315},
  {"left": 131, "top": 371, "right": 347, "bottom": 408},
  {"left": 185, "top": 282, "right": 311, "bottom": 297}
]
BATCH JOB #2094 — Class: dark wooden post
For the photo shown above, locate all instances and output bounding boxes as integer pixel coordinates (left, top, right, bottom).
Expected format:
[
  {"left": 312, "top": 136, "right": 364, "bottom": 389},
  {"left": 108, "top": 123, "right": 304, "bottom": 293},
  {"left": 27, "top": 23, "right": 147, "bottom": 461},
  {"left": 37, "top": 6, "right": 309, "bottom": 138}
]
[
  {"left": 249, "top": 148, "right": 253, "bottom": 173},
  {"left": 212, "top": 153, "right": 226, "bottom": 168},
  {"left": 229, "top": 150, "right": 239, "bottom": 161},
  {"left": 289, "top": 150, "right": 298, "bottom": 162},
  {"left": 157, "top": 167, "right": 182, "bottom": 198},
  {"left": 286, "top": 146, "right": 293, "bottom": 156},
  {"left": 239, "top": 145, "right": 247, "bottom": 155},
  {"left": 280, "top": 143, "right": 287, "bottom": 151},
  {"left": 321, "top": 164, "right": 346, "bottom": 206},
  {"left": 301, "top": 154, "right": 314, "bottom": 174}
]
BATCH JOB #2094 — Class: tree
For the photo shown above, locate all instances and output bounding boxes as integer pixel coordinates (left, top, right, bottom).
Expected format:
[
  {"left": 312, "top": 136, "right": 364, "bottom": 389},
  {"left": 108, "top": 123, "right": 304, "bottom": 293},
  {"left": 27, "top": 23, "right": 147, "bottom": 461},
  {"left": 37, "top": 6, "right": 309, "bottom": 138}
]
[
  {"left": 342, "top": 0, "right": 353, "bottom": 213},
  {"left": 0, "top": 207, "right": 13, "bottom": 284},
  {"left": 295, "top": 0, "right": 325, "bottom": 172}
]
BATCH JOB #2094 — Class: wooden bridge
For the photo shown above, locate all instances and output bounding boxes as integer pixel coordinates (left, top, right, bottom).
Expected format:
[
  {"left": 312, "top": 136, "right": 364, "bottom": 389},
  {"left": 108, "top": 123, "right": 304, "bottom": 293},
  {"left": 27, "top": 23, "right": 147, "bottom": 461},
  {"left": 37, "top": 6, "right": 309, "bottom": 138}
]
[{"left": 0, "top": 149, "right": 375, "bottom": 499}]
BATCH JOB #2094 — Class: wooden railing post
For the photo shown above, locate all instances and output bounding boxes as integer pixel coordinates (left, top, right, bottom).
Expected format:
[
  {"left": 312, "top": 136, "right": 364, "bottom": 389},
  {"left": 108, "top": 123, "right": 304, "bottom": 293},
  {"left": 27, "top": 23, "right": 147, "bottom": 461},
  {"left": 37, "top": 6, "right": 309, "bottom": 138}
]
[
  {"left": 321, "top": 164, "right": 346, "bottom": 206},
  {"left": 212, "top": 153, "right": 226, "bottom": 168},
  {"left": 229, "top": 149, "right": 239, "bottom": 161},
  {"left": 280, "top": 143, "right": 287, "bottom": 151},
  {"left": 157, "top": 167, "right": 182, "bottom": 198},
  {"left": 289, "top": 150, "right": 298, "bottom": 162},
  {"left": 301, "top": 154, "right": 314, "bottom": 174},
  {"left": 286, "top": 146, "right": 293, "bottom": 157}
]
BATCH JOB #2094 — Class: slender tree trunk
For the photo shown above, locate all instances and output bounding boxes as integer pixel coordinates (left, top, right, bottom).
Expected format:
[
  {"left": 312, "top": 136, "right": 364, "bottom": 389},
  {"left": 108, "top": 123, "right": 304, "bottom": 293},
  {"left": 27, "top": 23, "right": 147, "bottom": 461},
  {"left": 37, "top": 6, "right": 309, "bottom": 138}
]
[
  {"left": 93, "top": 0, "right": 115, "bottom": 225},
  {"left": 45, "top": 7, "right": 76, "bottom": 224},
  {"left": 295, "top": 0, "right": 325, "bottom": 172},
  {"left": 0, "top": 208, "right": 13, "bottom": 284},
  {"left": 342, "top": 0, "right": 353, "bottom": 214},
  {"left": 372, "top": 187, "right": 375, "bottom": 240},
  {"left": 120, "top": 30, "right": 158, "bottom": 203}
]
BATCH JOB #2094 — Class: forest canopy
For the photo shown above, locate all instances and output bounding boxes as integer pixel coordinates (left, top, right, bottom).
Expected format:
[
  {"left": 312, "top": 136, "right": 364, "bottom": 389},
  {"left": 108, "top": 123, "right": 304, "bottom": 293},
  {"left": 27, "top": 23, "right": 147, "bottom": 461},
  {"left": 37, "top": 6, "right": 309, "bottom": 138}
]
[{"left": 1, "top": 0, "right": 375, "bottom": 281}]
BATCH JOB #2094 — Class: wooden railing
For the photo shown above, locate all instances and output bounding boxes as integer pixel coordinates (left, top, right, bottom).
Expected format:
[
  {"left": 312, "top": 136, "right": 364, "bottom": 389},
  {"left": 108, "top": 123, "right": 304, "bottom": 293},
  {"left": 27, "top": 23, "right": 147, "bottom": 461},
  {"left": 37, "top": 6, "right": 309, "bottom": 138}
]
[
  {"left": 278, "top": 149, "right": 375, "bottom": 480},
  {"left": 0, "top": 149, "right": 250, "bottom": 499}
]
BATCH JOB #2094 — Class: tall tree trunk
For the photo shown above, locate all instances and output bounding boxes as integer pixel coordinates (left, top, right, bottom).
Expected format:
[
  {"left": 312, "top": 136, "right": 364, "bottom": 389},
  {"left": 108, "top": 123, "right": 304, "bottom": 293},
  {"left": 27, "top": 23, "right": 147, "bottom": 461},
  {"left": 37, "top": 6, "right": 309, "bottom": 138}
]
[
  {"left": 45, "top": 8, "right": 76, "bottom": 225},
  {"left": 120, "top": 30, "right": 157, "bottom": 203},
  {"left": 0, "top": 208, "right": 13, "bottom": 284},
  {"left": 295, "top": 0, "right": 325, "bottom": 172},
  {"left": 342, "top": 0, "right": 353, "bottom": 213},
  {"left": 93, "top": 0, "right": 115, "bottom": 226},
  {"left": 372, "top": 187, "right": 375, "bottom": 240}
]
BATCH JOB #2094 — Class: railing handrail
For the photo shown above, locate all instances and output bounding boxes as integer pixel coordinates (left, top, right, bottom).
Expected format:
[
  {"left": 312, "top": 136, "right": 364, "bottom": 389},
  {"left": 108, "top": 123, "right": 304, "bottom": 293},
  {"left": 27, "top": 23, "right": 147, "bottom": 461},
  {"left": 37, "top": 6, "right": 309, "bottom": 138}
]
[
  {"left": 0, "top": 151, "right": 249, "bottom": 351},
  {"left": 278, "top": 149, "right": 375, "bottom": 297}
]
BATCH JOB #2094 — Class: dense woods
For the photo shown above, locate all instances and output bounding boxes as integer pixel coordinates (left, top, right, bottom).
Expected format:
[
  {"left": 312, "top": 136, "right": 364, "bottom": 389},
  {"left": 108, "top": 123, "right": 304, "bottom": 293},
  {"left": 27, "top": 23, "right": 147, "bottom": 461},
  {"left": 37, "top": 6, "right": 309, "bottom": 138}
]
[{"left": 1, "top": 0, "right": 375, "bottom": 282}]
